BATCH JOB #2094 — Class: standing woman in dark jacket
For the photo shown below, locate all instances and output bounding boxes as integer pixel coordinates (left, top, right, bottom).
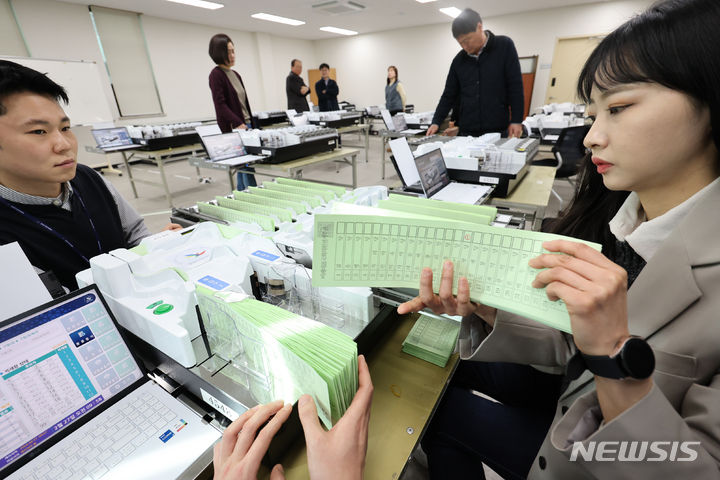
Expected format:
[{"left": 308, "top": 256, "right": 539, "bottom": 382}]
[{"left": 208, "top": 33, "right": 256, "bottom": 190}]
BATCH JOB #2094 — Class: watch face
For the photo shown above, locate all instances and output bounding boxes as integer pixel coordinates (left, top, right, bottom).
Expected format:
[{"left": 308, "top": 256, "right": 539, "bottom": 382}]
[{"left": 621, "top": 338, "right": 655, "bottom": 379}]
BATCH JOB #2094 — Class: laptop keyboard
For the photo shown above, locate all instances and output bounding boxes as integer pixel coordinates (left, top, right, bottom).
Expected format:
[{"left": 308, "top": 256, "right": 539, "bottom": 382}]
[{"left": 14, "top": 387, "right": 177, "bottom": 480}]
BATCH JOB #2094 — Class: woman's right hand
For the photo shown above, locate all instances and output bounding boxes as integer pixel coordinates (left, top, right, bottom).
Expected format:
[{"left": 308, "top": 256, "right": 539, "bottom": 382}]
[{"left": 397, "top": 261, "right": 496, "bottom": 325}]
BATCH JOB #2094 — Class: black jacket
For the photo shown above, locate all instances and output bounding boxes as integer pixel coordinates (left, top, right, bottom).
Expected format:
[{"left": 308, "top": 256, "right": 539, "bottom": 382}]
[
  {"left": 286, "top": 72, "right": 310, "bottom": 112},
  {"left": 431, "top": 31, "right": 524, "bottom": 135},
  {"left": 0, "top": 165, "right": 127, "bottom": 289},
  {"left": 314, "top": 78, "right": 339, "bottom": 111}
]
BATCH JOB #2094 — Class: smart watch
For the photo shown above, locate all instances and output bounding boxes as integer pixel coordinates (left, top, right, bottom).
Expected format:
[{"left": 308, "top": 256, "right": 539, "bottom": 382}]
[{"left": 581, "top": 336, "right": 655, "bottom": 380}]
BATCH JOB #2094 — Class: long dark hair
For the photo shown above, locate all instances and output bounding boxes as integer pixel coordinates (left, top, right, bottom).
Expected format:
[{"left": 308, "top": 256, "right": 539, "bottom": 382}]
[
  {"left": 386, "top": 66, "right": 398, "bottom": 85},
  {"left": 549, "top": 0, "right": 720, "bottom": 256}
]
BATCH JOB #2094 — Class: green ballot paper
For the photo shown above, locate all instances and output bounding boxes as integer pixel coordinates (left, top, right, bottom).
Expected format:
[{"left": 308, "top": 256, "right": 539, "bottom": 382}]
[
  {"left": 195, "top": 286, "right": 358, "bottom": 428},
  {"left": 402, "top": 315, "right": 461, "bottom": 368},
  {"left": 311, "top": 213, "right": 601, "bottom": 333}
]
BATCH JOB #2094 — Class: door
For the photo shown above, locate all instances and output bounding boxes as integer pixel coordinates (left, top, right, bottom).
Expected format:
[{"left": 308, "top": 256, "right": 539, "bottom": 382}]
[
  {"left": 519, "top": 55, "right": 538, "bottom": 118},
  {"left": 308, "top": 68, "right": 337, "bottom": 107},
  {"left": 545, "top": 35, "right": 603, "bottom": 104}
]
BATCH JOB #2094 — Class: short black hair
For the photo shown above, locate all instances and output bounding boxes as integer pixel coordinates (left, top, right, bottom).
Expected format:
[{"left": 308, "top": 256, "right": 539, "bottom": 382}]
[
  {"left": 291, "top": 59, "right": 301, "bottom": 67},
  {"left": 319, "top": 63, "right": 330, "bottom": 70},
  {"left": 452, "top": 8, "right": 482, "bottom": 38},
  {"left": 209, "top": 33, "right": 232, "bottom": 65},
  {"left": 0, "top": 60, "right": 68, "bottom": 116}
]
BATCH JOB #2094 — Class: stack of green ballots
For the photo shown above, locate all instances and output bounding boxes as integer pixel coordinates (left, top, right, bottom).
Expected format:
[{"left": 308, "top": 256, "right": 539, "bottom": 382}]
[
  {"left": 380, "top": 194, "right": 498, "bottom": 225},
  {"left": 402, "top": 315, "right": 461, "bottom": 368},
  {"left": 195, "top": 285, "right": 357, "bottom": 429}
]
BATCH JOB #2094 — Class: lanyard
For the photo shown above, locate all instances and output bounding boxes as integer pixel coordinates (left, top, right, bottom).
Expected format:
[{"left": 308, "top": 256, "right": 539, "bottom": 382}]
[{"left": 0, "top": 189, "right": 103, "bottom": 264}]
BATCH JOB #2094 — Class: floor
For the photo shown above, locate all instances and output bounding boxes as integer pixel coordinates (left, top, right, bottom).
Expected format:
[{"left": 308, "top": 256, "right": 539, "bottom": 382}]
[{"left": 98, "top": 133, "right": 575, "bottom": 480}]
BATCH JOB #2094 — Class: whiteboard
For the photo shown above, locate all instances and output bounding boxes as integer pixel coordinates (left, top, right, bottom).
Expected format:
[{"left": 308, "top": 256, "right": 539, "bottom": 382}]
[{"left": 0, "top": 56, "right": 114, "bottom": 125}]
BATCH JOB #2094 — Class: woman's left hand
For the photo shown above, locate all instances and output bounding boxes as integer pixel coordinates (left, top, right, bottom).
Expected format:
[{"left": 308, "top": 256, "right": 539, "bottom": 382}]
[{"left": 529, "top": 239, "right": 630, "bottom": 356}]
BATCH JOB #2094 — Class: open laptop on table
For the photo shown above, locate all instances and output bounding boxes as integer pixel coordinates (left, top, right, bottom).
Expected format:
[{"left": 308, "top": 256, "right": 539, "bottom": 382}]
[
  {"left": 380, "top": 109, "right": 424, "bottom": 135},
  {"left": 415, "top": 148, "right": 492, "bottom": 204},
  {"left": 388, "top": 137, "right": 424, "bottom": 194},
  {"left": 91, "top": 127, "right": 137, "bottom": 152},
  {"left": 200, "top": 132, "right": 265, "bottom": 166},
  {"left": 0, "top": 285, "right": 221, "bottom": 480}
]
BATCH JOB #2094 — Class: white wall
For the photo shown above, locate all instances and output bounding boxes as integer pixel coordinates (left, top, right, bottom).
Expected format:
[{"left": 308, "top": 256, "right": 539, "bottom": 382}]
[
  {"left": 6, "top": 0, "right": 317, "bottom": 124},
  {"left": 315, "top": 0, "right": 654, "bottom": 114},
  {"left": 6, "top": 0, "right": 654, "bottom": 125}
]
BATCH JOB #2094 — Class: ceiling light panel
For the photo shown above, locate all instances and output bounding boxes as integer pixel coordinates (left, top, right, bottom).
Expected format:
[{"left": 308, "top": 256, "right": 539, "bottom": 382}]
[
  {"left": 319, "top": 26, "right": 358, "bottom": 35},
  {"left": 439, "top": 7, "right": 462, "bottom": 18},
  {"left": 166, "top": 0, "right": 224, "bottom": 9},
  {"left": 251, "top": 12, "right": 306, "bottom": 26}
]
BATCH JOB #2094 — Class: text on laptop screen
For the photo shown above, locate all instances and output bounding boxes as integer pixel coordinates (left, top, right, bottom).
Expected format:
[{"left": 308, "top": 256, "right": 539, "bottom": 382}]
[
  {"left": 201, "top": 133, "right": 246, "bottom": 161},
  {"left": 91, "top": 127, "right": 133, "bottom": 148},
  {"left": 0, "top": 289, "right": 143, "bottom": 469},
  {"left": 415, "top": 148, "right": 451, "bottom": 198}
]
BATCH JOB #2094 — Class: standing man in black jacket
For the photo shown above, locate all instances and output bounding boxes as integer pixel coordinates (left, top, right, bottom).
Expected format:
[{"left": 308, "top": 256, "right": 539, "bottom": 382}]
[
  {"left": 427, "top": 8, "right": 524, "bottom": 138},
  {"left": 315, "top": 63, "right": 339, "bottom": 112},
  {"left": 286, "top": 59, "right": 310, "bottom": 112}
]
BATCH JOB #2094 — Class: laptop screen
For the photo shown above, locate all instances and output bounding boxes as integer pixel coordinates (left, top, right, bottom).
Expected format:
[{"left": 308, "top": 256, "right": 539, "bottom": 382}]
[
  {"left": 0, "top": 286, "right": 144, "bottom": 470},
  {"left": 392, "top": 115, "right": 408, "bottom": 131},
  {"left": 201, "top": 133, "right": 247, "bottom": 161},
  {"left": 415, "top": 148, "right": 451, "bottom": 198},
  {"left": 380, "top": 109, "right": 396, "bottom": 131},
  {"left": 91, "top": 127, "right": 134, "bottom": 149}
]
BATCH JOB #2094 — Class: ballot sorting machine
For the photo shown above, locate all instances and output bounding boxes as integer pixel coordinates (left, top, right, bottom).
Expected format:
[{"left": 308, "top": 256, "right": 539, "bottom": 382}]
[
  {"left": 238, "top": 125, "right": 340, "bottom": 164},
  {"left": 75, "top": 179, "right": 409, "bottom": 461},
  {"left": 410, "top": 134, "right": 540, "bottom": 197}
]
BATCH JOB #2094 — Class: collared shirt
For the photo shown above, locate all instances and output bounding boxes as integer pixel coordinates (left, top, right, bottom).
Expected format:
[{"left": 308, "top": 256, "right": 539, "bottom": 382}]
[
  {"left": 0, "top": 178, "right": 150, "bottom": 248},
  {"left": 467, "top": 31, "right": 489, "bottom": 59},
  {"left": 609, "top": 177, "right": 720, "bottom": 261}
]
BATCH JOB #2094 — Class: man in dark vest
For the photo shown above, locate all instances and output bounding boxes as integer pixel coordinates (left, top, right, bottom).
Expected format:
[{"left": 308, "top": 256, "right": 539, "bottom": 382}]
[
  {"left": 286, "top": 59, "right": 310, "bottom": 112},
  {"left": 0, "top": 60, "right": 179, "bottom": 290},
  {"left": 427, "top": 8, "right": 524, "bottom": 138}
]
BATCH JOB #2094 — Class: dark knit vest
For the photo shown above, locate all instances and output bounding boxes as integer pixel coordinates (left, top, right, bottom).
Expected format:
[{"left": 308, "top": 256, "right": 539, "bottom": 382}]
[{"left": 0, "top": 165, "right": 126, "bottom": 289}]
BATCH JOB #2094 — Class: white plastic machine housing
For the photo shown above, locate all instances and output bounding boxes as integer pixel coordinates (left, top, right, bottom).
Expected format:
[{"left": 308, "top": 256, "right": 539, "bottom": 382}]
[{"left": 76, "top": 223, "right": 256, "bottom": 367}]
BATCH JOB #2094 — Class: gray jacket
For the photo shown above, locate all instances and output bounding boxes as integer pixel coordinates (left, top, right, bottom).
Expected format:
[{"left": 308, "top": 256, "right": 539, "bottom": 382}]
[{"left": 459, "top": 180, "right": 720, "bottom": 478}]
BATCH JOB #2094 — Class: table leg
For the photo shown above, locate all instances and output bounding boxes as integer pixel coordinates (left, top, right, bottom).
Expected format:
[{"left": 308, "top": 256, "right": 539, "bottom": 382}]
[
  {"left": 156, "top": 155, "right": 173, "bottom": 207},
  {"left": 364, "top": 126, "right": 369, "bottom": 163},
  {"left": 381, "top": 136, "right": 388, "bottom": 179},
  {"left": 228, "top": 168, "right": 236, "bottom": 191},
  {"left": 122, "top": 151, "right": 139, "bottom": 198},
  {"left": 351, "top": 153, "right": 358, "bottom": 189}
]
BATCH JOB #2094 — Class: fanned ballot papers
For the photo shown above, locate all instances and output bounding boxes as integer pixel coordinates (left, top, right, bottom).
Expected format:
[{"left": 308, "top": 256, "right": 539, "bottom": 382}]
[
  {"left": 195, "top": 285, "right": 358, "bottom": 429},
  {"left": 402, "top": 315, "right": 461, "bottom": 368},
  {"left": 312, "top": 197, "right": 601, "bottom": 333}
]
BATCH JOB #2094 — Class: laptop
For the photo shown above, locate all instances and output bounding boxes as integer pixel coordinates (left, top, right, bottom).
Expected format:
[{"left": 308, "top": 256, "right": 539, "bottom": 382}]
[
  {"left": 388, "top": 137, "right": 423, "bottom": 193},
  {"left": 0, "top": 285, "right": 221, "bottom": 480},
  {"left": 380, "top": 109, "right": 424, "bottom": 135},
  {"left": 415, "top": 148, "right": 492, "bottom": 204},
  {"left": 91, "top": 127, "right": 137, "bottom": 152},
  {"left": 200, "top": 132, "right": 265, "bottom": 166}
]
